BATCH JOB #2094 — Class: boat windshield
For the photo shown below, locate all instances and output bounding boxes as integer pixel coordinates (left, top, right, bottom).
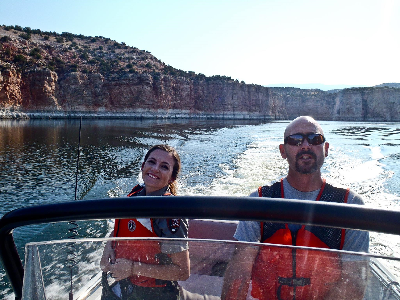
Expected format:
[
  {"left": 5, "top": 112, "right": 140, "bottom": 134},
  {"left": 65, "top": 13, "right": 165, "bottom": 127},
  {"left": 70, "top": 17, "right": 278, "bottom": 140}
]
[{"left": 22, "top": 237, "right": 400, "bottom": 300}]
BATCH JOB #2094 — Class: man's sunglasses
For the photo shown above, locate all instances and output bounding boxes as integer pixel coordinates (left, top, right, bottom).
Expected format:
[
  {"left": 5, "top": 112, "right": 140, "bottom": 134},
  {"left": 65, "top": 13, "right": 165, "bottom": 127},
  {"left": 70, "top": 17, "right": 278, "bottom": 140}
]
[{"left": 284, "top": 133, "right": 326, "bottom": 146}]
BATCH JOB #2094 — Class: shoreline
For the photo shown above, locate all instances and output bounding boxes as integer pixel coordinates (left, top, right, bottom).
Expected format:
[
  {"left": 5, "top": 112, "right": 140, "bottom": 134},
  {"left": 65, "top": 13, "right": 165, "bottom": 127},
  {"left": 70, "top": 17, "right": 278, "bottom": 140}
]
[
  {"left": 0, "top": 109, "right": 276, "bottom": 120},
  {"left": 1, "top": 109, "right": 399, "bottom": 122}
]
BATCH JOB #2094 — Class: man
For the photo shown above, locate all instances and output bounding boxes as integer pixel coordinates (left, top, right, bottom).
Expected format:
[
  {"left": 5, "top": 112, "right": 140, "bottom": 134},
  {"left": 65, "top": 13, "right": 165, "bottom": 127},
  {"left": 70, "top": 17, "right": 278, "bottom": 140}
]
[{"left": 221, "top": 116, "right": 369, "bottom": 300}]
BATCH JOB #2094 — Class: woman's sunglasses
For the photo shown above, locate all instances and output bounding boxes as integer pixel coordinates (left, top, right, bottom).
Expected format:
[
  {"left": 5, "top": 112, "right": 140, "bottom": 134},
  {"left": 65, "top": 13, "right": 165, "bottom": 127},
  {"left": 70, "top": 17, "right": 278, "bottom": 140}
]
[{"left": 284, "top": 133, "right": 326, "bottom": 146}]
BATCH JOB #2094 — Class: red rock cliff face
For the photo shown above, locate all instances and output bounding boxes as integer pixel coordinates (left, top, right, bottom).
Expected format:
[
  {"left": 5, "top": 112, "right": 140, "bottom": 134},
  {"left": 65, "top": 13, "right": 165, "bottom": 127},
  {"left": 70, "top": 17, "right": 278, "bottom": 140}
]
[
  {"left": 2, "top": 67, "right": 400, "bottom": 121},
  {"left": 1, "top": 26, "right": 400, "bottom": 120},
  {"left": 0, "top": 68, "right": 23, "bottom": 108},
  {"left": 22, "top": 68, "right": 59, "bottom": 109},
  {"left": 4, "top": 69, "right": 273, "bottom": 118}
]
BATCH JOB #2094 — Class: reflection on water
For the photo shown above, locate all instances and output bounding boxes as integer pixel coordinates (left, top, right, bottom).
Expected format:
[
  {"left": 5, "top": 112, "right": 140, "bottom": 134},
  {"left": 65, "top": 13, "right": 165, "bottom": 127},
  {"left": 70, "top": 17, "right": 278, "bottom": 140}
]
[
  {"left": 0, "top": 118, "right": 264, "bottom": 214},
  {"left": 1, "top": 119, "right": 400, "bottom": 298}
]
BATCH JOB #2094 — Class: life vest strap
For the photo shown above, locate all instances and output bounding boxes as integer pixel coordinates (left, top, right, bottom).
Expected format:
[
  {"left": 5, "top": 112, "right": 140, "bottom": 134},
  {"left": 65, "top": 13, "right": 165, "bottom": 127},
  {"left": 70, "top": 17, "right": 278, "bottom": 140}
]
[{"left": 278, "top": 276, "right": 311, "bottom": 287}]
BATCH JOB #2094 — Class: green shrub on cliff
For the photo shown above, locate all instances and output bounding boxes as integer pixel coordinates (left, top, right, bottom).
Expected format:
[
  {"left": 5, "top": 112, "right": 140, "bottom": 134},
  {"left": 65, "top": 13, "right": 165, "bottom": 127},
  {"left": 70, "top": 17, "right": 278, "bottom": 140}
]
[
  {"left": 163, "top": 65, "right": 177, "bottom": 75},
  {"left": 3, "top": 48, "right": 11, "bottom": 57},
  {"left": 48, "top": 57, "right": 65, "bottom": 72},
  {"left": 13, "top": 54, "right": 27, "bottom": 70},
  {"left": 30, "top": 48, "right": 42, "bottom": 59},
  {"left": 0, "top": 65, "right": 10, "bottom": 72},
  {"left": 48, "top": 61, "right": 55, "bottom": 71},
  {"left": 196, "top": 73, "right": 206, "bottom": 80},
  {"left": 61, "top": 32, "right": 75, "bottom": 42},
  {"left": 80, "top": 51, "right": 89, "bottom": 60},
  {"left": 98, "top": 59, "right": 112, "bottom": 73},
  {"left": 19, "top": 32, "right": 31, "bottom": 40},
  {"left": 69, "top": 63, "right": 78, "bottom": 72},
  {"left": 13, "top": 54, "right": 26, "bottom": 63},
  {"left": 0, "top": 36, "right": 11, "bottom": 42}
]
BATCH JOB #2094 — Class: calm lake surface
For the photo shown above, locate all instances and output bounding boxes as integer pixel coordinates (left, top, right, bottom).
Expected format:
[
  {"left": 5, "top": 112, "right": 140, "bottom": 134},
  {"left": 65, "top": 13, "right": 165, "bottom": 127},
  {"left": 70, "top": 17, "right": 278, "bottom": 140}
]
[{"left": 1, "top": 118, "right": 400, "bottom": 298}]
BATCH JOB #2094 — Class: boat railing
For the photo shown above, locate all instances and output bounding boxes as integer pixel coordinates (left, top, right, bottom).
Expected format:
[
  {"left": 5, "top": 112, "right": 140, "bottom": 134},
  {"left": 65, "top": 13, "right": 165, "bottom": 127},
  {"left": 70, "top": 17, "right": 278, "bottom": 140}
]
[{"left": 1, "top": 196, "right": 400, "bottom": 300}]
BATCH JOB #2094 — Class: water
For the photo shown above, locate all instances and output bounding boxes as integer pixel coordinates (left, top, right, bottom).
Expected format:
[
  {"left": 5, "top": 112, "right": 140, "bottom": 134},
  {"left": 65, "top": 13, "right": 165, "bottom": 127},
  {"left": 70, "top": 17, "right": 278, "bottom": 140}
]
[{"left": 1, "top": 119, "right": 400, "bottom": 298}]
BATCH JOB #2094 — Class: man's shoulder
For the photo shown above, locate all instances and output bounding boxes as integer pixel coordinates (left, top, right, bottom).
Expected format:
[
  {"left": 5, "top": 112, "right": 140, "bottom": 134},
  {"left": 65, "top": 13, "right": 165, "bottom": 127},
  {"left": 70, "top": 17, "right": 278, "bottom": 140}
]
[
  {"left": 347, "top": 190, "right": 365, "bottom": 205},
  {"left": 249, "top": 180, "right": 280, "bottom": 197},
  {"left": 325, "top": 181, "right": 365, "bottom": 205},
  {"left": 258, "top": 181, "right": 282, "bottom": 198},
  {"left": 260, "top": 181, "right": 281, "bottom": 188},
  {"left": 325, "top": 181, "right": 348, "bottom": 191},
  {"left": 235, "top": 220, "right": 261, "bottom": 242},
  {"left": 249, "top": 190, "right": 259, "bottom": 197}
]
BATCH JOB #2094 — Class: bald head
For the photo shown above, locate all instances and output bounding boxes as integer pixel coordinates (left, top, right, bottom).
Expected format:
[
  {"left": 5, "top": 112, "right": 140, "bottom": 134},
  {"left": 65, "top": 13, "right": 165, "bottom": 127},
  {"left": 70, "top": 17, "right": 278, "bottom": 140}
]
[{"left": 284, "top": 116, "right": 324, "bottom": 139}]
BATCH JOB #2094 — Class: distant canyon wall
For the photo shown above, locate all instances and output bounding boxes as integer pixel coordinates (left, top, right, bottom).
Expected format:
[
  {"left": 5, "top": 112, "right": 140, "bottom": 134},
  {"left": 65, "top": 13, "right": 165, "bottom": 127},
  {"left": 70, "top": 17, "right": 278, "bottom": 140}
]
[
  {"left": 270, "top": 87, "right": 400, "bottom": 121},
  {"left": 1, "top": 68, "right": 400, "bottom": 121}
]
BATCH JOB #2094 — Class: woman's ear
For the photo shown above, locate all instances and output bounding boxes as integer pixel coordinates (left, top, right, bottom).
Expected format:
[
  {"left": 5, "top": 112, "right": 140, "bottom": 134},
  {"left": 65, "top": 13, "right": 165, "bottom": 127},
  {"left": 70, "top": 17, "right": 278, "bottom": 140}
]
[{"left": 141, "top": 162, "right": 145, "bottom": 170}]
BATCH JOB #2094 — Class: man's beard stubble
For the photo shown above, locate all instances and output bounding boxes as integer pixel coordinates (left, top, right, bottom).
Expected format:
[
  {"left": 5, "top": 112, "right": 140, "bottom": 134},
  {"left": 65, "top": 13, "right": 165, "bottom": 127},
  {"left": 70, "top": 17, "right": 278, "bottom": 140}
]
[{"left": 295, "top": 150, "right": 320, "bottom": 174}]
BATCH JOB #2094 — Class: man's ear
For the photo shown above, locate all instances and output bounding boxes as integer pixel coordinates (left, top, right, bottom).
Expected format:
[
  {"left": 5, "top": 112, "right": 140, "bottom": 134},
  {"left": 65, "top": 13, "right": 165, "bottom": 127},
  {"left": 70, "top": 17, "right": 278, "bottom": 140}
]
[
  {"left": 141, "top": 162, "right": 145, "bottom": 170},
  {"left": 324, "top": 142, "right": 329, "bottom": 157},
  {"left": 279, "top": 144, "right": 287, "bottom": 159}
]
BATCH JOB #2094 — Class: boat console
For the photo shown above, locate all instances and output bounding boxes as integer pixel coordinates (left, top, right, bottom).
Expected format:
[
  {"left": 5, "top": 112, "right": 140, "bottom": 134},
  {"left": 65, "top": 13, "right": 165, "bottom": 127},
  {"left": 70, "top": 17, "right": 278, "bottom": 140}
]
[{"left": 1, "top": 196, "right": 400, "bottom": 299}]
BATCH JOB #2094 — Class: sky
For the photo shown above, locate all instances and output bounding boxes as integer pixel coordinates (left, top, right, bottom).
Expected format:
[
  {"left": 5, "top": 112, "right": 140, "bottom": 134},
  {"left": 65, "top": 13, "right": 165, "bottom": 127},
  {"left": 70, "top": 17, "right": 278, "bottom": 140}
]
[{"left": 0, "top": 0, "right": 399, "bottom": 90}]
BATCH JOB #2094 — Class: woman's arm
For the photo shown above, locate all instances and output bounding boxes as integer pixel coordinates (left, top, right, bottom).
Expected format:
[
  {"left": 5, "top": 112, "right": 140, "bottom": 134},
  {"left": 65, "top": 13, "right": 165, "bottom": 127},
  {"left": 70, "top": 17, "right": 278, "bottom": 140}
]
[
  {"left": 134, "top": 249, "right": 190, "bottom": 281},
  {"left": 100, "top": 230, "right": 115, "bottom": 272},
  {"left": 107, "top": 249, "right": 190, "bottom": 281}
]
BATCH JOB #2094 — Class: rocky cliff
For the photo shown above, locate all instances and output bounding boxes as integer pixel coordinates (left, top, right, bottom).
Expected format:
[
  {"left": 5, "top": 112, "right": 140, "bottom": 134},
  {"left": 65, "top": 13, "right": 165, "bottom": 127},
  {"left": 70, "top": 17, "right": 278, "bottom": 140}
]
[
  {"left": 1, "top": 25, "right": 399, "bottom": 121},
  {"left": 269, "top": 86, "right": 400, "bottom": 121}
]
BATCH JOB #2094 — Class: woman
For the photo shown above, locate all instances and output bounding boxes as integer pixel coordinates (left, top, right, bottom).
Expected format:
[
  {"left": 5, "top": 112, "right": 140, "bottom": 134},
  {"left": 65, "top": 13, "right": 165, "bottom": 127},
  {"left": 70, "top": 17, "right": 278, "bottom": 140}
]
[{"left": 100, "top": 144, "right": 190, "bottom": 299}]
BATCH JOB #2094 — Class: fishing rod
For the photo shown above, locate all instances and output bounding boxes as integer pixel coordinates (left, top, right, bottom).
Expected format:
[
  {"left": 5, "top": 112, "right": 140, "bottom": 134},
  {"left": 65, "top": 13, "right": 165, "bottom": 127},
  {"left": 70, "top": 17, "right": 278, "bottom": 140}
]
[
  {"left": 74, "top": 117, "right": 82, "bottom": 202},
  {"left": 68, "top": 117, "right": 82, "bottom": 300}
]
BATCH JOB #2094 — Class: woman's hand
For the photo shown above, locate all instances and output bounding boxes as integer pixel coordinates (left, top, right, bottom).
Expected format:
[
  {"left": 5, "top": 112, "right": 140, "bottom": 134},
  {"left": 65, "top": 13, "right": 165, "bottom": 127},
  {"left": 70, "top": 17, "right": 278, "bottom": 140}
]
[{"left": 107, "top": 258, "right": 134, "bottom": 281}]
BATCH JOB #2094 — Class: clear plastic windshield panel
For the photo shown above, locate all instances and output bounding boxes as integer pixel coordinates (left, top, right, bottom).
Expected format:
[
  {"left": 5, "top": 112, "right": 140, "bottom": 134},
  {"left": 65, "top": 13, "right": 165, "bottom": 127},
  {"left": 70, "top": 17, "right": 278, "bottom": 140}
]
[{"left": 22, "top": 238, "right": 400, "bottom": 300}]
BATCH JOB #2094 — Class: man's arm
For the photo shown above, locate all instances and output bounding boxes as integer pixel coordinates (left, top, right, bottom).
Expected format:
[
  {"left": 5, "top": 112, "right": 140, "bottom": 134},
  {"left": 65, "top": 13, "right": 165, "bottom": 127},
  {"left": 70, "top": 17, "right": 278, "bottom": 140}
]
[
  {"left": 323, "top": 226, "right": 369, "bottom": 299},
  {"left": 221, "top": 244, "right": 258, "bottom": 300},
  {"left": 324, "top": 191, "right": 370, "bottom": 299},
  {"left": 324, "top": 259, "right": 369, "bottom": 299}
]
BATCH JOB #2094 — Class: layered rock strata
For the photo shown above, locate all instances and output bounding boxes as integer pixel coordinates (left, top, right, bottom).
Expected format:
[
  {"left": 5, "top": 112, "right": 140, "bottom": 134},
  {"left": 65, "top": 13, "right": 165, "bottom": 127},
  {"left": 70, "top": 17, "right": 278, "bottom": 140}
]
[{"left": 1, "top": 26, "right": 399, "bottom": 121}]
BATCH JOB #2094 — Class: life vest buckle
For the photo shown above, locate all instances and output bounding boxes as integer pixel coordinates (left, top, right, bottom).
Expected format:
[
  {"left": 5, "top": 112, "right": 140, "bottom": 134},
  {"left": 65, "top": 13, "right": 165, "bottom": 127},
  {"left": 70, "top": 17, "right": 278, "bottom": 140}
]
[{"left": 278, "top": 276, "right": 311, "bottom": 287}]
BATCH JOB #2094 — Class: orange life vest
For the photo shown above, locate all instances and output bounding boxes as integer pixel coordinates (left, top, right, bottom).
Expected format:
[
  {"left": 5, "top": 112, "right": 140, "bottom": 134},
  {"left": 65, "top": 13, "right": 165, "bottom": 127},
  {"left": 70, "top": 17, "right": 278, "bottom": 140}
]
[
  {"left": 113, "top": 185, "right": 171, "bottom": 287},
  {"left": 251, "top": 179, "right": 349, "bottom": 300}
]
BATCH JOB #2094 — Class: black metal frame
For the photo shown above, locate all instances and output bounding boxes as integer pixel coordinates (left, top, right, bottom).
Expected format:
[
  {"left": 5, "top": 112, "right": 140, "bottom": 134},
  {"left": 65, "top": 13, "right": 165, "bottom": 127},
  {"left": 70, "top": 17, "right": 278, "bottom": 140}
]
[{"left": 1, "top": 196, "right": 400, "bottom": 300}]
